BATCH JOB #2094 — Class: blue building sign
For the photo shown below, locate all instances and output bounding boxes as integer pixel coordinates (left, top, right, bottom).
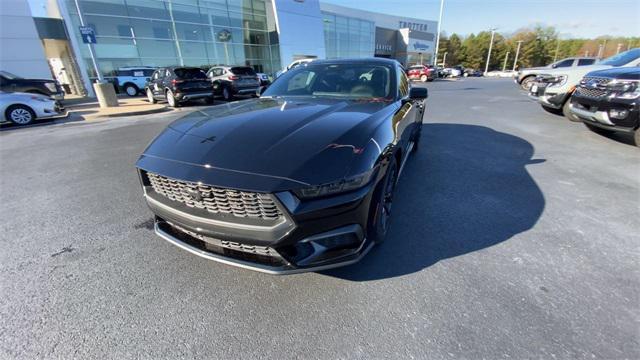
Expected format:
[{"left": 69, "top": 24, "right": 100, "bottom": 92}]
[{"left": 79, "top": 26, "right": 96, "bottom": 44}]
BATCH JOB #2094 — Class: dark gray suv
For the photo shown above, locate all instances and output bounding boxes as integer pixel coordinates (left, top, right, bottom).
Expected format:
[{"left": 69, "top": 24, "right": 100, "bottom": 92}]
[{"left": 206, "top": 66, "right": 260, "bottom": 101}]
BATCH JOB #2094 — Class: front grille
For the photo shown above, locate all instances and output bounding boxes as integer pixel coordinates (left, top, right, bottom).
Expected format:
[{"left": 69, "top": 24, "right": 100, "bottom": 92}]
[
  {"left": 159, "top": 220, "right": 286, "bottom": 267},
  {"left": 146, "top": 172, "right": 283, "bottom": 221},
  {"left": 576, "top": 76, "right": 610, "bottom": 98}
]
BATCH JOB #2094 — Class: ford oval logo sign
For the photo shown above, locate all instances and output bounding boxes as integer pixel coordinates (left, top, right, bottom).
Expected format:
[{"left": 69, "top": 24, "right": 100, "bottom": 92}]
[{"left": 186, "top": 188, "right": 202, "bottom": 202}]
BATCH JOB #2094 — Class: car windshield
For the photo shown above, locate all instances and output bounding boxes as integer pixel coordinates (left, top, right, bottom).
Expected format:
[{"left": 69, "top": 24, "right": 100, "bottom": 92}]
[
  {"left": 231, "top": 67, "right": 256, "bottom": 76},
  {"left": 174, "top": 68, "right": 207, "bottom": 79},
  {"left": 600, "top": 48, "right": 640, "bottom": 66},
  {"left": 409, "top": 66, "right": 423, "bottom": 69},
  {"left": 263, "top": 63, "right": 393, "bottom": 99},
  {"left": 0, "top": 71, "right": 21, "bottom": 79}
]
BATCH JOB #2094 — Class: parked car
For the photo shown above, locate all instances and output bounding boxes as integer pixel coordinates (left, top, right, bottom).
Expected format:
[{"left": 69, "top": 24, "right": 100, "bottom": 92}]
[
  {"left": 464, "top": 69, "right": 483, "bottom": 77},
  {"left": 486, "top": 70, "right": 516, "bottom": 78},
  {"left": 569, "top": 67, "right": 640, "bottom": 146},
  {"left": 0, "top": 70, "right": 64, "bottom": 100},
  {"left": 257, "top": 72, "right": 271, "bottom": 86},
  {"left": 275, "top": 58, "right": 316, "bottom": 78},
  {"left": 442, "top": 66, "right": 463, "bottom": 77},
  {"left": 206, "top": 66, "right": 260, "bottom": 101},
  {"left": 515, "top": 57, "right": 597, "bottom": 91},
  {"left": 529, "top": 48, "right": 640, "bottom": 121},
  {"left": 145, "top": 67, "right": 213, "bottom": 107},
  {"left": 115, "top": 66, "right": 156, "bottom": 96},
  {"left": 407, "top": 64, "right": 435, "bottom": 82},
  {"left": 135, "top": 58, "right": 428, "bottom": 274},
  {"left": 1, "top": 91, "right": 64, "bottom": 125}
]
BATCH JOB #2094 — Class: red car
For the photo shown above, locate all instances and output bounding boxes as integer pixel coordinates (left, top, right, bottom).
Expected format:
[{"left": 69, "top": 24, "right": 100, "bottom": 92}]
[{"left": 407, "top": 65, "right": 435, "bottom": 82}]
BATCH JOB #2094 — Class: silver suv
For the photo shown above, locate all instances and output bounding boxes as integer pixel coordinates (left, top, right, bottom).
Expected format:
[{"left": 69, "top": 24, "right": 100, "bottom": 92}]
[
  {"left": 206, "top": 66, "right": 260, "bottom": 101},
  {"left": 515, "top": 57, "right": 596, "bottom": 90}
]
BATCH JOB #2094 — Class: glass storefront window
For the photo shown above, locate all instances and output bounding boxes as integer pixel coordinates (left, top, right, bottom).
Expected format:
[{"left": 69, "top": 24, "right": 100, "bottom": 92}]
[
  {"left": 70, "top": 0, "right": 280, "bottom": 78},
  {"left": 323, "top": 12, "right": 374, "bottom": 59}
]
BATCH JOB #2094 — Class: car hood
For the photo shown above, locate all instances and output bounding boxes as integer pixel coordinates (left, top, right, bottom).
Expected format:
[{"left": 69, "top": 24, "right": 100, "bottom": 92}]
[
  {"left": 137, "top": 97, "right": 395, "bottom": 191},
  {"left": 584, "top": 67, "right": 640, "bottom": 80},
  {"left": 538, "top": 64, "right": 612, "bottom": 77}
]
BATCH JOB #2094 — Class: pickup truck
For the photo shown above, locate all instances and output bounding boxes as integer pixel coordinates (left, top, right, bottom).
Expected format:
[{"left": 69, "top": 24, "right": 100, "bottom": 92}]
[
  {"left": 529, "top": 48, "right": 640, "bottom": 121},
  {"left": 569, "top": 67, "right": 640, "bottom": 146},
  {"left": 516, "top": 57, "right": 596, "bottom": 90}
]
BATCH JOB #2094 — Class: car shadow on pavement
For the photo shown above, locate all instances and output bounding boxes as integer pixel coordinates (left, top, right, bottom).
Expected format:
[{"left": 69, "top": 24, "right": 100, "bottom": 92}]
[{"left": 323, "top": 123, "right": 546, "bottom": 281}]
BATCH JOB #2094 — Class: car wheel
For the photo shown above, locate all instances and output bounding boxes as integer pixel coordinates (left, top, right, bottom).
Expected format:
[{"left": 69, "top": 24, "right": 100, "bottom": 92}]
[
  {"left": 124, "top": 84, "right": 139, "bottom": 96},
  {"left": 203, "top": 96, "right": 214, "bottom": 105},
  {"left": 5, "top": 105, "right": 35, "bottom": 125},
  {"left": 368, "top": 156, "right": 398, "bottom": 244},
  {"left": 222, "top": 86, "right": 233, "bottom": 102},
  {"left": 584, "top": 123, "right": 614, "bottom": 135},
  {"left": 520, "top": 76, "right": 535, "bottom": 91},
  {"left": 562, "top": 100, "right": 581, "bottom": 122},
  {"left": 166, "top": 90, "right": 180, "bottom": 108},
  {"left": 146, "top": 89, "right": 157, "bottom": 104},
  {"left": 420, "top": 74, "right": 428, "bottom": 82},
  {"left": 634, "top": 128, "right": 640, "bottom": 147}
]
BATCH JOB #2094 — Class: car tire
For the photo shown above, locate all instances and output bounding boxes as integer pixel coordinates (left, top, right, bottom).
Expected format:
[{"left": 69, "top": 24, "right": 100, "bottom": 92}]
[
  {"left": 124, "top": 84, "right": 139, "bottom": 97},
  {"left": 5, "top": 105, "right": 36, "bottom": 125},
  {"left": 146, "top": 89, "right": 157, "bottom": 104},
  {"left": 520, "top": 76, "right": 535, "bottom": 91},
  {"left": 166, "top": 89, "right": 180, "bottom": 108},
  {"left": 203, "top": 96, "right": 214, "bottom": 105},
  {"left": 368, "top": 156, "right": 398, "bottom": 244},
  {"left": 420, "top": 74, "right": 428, "bottom": 82},
  {"left": 222, "top": 86, "right": 234, "bottom": 102},
  {"left": 562, "top": 100, "right": 581, "bottom": 122},
  {"left": 584, "top": 123, "right": 614, "bottom": 135},
  {"left": 633, "top": 128, "right": 640, "bottom": 147}
]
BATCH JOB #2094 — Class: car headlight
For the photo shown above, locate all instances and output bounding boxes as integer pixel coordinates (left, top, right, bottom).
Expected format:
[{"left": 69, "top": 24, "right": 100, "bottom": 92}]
[
  {"left": 608, "top": 81, "right": 640, "bottom": 99},
  {"left": 44, "top": 82, "right": 58, "bottom": 92},
  {"left": 546, "top": 75, "right": 567, "bottom": 87},
  {"left": 294, "top": 168, "right": 377, "bottom": 199}
]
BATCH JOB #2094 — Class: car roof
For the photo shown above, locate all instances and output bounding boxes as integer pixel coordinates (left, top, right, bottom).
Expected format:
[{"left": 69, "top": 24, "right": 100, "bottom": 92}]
[{"left": 310, "top": 58, "right": 400, "bottom": 66}]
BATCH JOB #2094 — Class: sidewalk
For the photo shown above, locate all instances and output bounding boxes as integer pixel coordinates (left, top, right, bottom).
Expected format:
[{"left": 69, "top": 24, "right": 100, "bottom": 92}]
[{"left": 64, "top": 96, "right": 169, "bottom": 121}]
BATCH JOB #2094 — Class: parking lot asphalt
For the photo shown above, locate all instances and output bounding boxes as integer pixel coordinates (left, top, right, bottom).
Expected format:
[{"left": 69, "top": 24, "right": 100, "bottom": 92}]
[{"left": 1, "top": 78, "right": 638, "bottom": 359}]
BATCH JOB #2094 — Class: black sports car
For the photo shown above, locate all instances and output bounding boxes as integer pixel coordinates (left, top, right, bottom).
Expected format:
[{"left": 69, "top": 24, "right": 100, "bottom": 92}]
[{"left": 136, "top": 58, "right": 428, "bottom": 274}]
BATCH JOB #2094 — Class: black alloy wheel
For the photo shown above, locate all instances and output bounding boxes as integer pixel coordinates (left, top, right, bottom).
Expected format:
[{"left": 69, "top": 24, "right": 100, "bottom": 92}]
[{"left": 368, "top": 157, "right": 398, "bottom": 244}]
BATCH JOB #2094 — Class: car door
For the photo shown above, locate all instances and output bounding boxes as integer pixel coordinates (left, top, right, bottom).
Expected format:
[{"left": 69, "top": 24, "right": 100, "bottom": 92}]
[
  {"left": 149, "top": 69, "right": 163, "bottom": 96},
  {"left": 393, "top": 65, "right": 420, "bottom": 157}
]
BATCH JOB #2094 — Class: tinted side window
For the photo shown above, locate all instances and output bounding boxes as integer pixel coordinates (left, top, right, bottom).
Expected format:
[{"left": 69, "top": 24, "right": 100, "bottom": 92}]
[
  {"left": 578, "top": 59, "right": 596, "bottom": 66},
  {"left": 398, "top": 67, "right": 409, "bottom": 98},
  {"left": 555, "top": 59, "right": 574, "bottom": 68},
  {"left": 117, "top": 70, "right": 132, "bottom": 76}
]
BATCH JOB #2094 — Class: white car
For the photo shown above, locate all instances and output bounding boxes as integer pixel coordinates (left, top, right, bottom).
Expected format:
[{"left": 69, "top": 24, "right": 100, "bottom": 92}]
[
  {"left": 275, "top": 58, "right": 316, "bottom": 78},
  {"left": 1, "top": 91, "right": 64, "bottom": 125}
]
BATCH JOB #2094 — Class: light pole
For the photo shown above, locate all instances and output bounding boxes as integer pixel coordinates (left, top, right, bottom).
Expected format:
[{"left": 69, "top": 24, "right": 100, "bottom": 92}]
[
  {"left": 502, "top": 51, "right": 509, "bottom": 72},
  {"left": 512, "top": 40, "right": 523, "bottom": 71},
  {"left": 553, "top": 38, "right": 560, "bottom": 62},
  {"left": 484, "top": 28, "right": 497, "bottom": 75},
  {"left": 432, "top": 0, "right": 445, "bottom": 66},
  {"left": 442, "top": 52, "right": 448, "bottom": 67},
  {"left": 73, "top": 0, "right": 103, "bottom": 82}
]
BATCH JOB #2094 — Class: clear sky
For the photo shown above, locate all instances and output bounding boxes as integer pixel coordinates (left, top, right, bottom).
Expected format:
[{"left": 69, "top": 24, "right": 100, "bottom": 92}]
[{"left": 323, "top": 0, "right": 640, "bottom": 38}]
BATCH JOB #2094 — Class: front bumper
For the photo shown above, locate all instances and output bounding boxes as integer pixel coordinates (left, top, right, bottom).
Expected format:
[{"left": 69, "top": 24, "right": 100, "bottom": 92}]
[
  {"left": 570, "top": 94, "right": 639, "bottom": 132},
  {"left": 528, "top": 83, "right": 567, "bottom": 109},
  {"left": 138, "top": 168, "right": 380, "bottom": 274}
]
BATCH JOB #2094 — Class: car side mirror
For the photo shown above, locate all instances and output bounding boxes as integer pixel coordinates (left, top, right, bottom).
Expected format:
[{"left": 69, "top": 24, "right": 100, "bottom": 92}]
[
  {"left": 409, "top": 87, "right": 428, "bottom": 99},
  {"left": 257, "top": 85, "right": 268, "bottom": 97}
]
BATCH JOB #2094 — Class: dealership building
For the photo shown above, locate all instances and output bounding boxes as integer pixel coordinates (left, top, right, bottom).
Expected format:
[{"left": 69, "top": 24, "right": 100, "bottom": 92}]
[{"left": 3, "top": 0, "right": 437, "bottom": 96}]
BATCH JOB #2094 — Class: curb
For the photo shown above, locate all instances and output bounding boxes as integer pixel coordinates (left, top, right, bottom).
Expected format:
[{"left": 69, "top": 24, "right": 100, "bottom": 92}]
[{"left": 79, "top": 106, "right": 172, "bottom": 121}]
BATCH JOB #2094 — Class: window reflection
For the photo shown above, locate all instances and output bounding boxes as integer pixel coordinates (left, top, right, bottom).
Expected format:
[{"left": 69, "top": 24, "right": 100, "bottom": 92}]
[{"left": 70, "top": 0, "right": 280, "bottom": 79}]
